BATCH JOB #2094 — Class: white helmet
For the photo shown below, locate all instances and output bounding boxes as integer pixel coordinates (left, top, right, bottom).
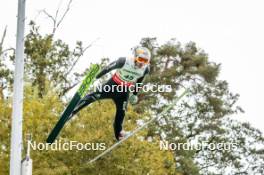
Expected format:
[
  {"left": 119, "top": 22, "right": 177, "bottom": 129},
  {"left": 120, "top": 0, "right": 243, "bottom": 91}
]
[{"left": 133, "top": 47, "right": 151, "bottom": 62}]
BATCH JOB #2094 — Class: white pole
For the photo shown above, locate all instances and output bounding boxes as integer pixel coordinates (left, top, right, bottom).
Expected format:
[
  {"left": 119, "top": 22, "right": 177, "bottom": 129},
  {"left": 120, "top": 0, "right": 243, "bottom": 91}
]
[
  {"left": 21, "top": 135, "right": 32, "bottom": 175},
  {"left": 10, "top": 0, "right": 26, "bottom": 174}
]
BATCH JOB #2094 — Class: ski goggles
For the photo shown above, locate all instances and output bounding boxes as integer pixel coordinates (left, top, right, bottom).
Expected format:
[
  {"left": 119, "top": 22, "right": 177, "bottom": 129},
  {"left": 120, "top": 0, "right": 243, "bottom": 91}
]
[{"left": 135, "top": 57, "right": 149, "bottom": 64}]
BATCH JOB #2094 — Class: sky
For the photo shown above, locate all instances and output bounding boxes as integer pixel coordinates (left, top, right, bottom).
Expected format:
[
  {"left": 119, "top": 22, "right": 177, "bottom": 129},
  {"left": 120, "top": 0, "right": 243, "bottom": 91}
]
[{"left": 1, "top": 0, "right": 263, "bottom": 132}]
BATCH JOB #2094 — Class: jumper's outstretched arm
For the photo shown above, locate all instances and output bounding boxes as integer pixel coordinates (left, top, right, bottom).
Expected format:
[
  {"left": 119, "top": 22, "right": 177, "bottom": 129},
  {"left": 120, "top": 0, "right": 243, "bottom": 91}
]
[{"left": 96, "top": 57, "right": 126, "bottom": 79}]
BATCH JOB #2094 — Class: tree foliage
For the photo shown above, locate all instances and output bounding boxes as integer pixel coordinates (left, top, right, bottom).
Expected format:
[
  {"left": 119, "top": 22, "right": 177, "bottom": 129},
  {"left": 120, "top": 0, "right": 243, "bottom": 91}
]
[
  {"left": 0, "top": 86, "right": 177, "bottom": 175},
  {"left": 24, "top": 21, "right": 85, "bottom": 98},
  {"left": 0, "top": 27, "right": 13, "bottom": 99},
  {"left": 135, "top": 37, "right": 264, "bottom": 174},
  {"left": 1, "top": 20, "right": 263, "bottom": 174}
]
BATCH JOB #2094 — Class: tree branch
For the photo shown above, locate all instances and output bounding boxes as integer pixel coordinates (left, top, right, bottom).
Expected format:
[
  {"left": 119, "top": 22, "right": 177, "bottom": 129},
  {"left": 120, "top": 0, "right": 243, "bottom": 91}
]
[
  {"left": 40, "top": 9, "right": 57, "bottom": 34},
  {"left": 0, "top": 26, "right": 7, "bottom": 55},
  {"left": 64, "top": 37, "right": 100, "bottom": 77},
  {"left": 59, "top": 81, "right": 79, "bottom": 97},
  {"left": 56, "top": 0, "right": 73, "bottom": 29},
  {"left": 39, "top": 0, "right": 73, "bottom": 35}
]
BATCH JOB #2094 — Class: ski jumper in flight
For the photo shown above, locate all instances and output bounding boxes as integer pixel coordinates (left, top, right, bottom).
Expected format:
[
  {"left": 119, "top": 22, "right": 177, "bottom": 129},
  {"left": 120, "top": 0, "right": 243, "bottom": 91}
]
[{"left": 72, "top": 47, "right": 151, "bottom": 141}]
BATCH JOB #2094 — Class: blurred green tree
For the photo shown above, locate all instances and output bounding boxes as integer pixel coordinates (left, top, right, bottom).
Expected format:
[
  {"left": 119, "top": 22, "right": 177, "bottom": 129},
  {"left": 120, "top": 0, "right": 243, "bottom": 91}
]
[{"left": 135, "top": 37, "right": 264, "bottom": 174}]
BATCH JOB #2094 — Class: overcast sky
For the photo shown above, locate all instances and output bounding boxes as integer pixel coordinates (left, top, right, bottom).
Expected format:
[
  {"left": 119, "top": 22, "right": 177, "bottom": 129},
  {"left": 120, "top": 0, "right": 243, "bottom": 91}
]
[{"left": 1, "top": 0, "right": 263, "bottom": 132}]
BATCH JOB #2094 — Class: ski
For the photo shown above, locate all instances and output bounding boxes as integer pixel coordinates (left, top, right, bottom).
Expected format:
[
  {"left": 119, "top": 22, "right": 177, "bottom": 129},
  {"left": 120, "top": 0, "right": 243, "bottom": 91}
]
[
  {"left": 47, "top": 64, "right": 100, "bottom": 144},
  {"left": 88, "top": 89, "right": 188, "bottom": 164}
]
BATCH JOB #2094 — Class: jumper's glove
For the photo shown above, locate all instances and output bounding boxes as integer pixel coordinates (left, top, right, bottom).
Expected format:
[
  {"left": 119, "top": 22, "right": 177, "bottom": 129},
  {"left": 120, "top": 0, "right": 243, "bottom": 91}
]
[{"left": 129, "top": 94, "right": 138, "bottom": 105}]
